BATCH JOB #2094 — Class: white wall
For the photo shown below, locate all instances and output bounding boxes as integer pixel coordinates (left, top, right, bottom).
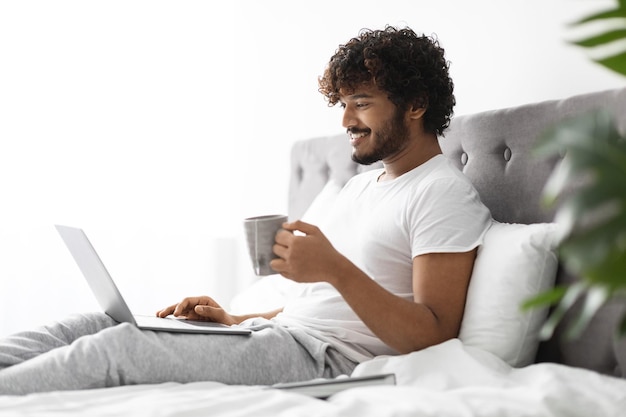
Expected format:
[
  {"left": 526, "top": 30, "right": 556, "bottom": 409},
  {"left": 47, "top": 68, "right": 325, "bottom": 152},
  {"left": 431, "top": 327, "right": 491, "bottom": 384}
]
[{"left": 0, "top": 0, "right": 623, "bottom": 337}]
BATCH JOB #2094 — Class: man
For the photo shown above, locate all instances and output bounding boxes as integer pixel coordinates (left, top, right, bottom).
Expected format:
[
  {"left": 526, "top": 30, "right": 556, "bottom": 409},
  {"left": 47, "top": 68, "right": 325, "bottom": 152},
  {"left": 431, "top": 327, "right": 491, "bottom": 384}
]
[{"left": 0, "top": 26, "right": 491, "bottom": 394}]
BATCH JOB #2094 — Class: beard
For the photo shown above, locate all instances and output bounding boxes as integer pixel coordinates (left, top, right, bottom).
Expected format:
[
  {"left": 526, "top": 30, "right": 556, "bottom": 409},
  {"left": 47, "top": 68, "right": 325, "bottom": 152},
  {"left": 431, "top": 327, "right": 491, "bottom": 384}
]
[{"left": 350, "top": 109, "right": 410, "bottom": 165}]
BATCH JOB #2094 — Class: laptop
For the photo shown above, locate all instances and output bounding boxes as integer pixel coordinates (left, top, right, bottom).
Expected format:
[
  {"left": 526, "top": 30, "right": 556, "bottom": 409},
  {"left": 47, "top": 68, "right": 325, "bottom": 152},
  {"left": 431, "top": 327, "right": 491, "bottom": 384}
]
[{"left": 55, "top": 225, "right": 251, "bottom": 336}]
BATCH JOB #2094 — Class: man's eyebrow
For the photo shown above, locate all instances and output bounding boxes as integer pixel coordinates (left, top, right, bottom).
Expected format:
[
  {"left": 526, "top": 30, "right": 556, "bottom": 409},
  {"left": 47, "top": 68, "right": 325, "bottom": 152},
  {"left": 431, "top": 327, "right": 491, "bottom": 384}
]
[{"left": 342, "top": 92, "right": 374, "bottom": 101}]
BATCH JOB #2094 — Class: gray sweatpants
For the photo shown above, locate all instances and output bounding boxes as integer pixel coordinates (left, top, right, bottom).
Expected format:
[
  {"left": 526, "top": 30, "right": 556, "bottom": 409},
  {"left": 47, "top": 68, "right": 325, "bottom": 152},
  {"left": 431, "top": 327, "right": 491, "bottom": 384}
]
[{"left": 0, "top": 312, "right": 357, "bottom": 395}]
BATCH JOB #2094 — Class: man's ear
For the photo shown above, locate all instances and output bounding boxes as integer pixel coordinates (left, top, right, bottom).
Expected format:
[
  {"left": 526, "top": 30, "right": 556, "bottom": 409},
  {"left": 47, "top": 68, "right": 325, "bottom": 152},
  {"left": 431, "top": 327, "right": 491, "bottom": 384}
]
[{"left": 408, "top": 104, "right": 427, "bottom": 120}]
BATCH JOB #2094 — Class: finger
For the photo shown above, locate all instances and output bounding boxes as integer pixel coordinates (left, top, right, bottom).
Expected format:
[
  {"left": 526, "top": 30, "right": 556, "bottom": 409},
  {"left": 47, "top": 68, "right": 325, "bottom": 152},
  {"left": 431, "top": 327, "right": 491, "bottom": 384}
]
[
  {"left": 269, "top": 257, "right": 285, "bottom": 273},
  {"left": 194, "top": 305, "right": 234, "bottom": 325},
  {"left": 179, "top": 311, "right": 204, "bottom": 321},
  {"left": 272, "top": 241, "right": 289, "bottom": 258},
  {"left": 194, "top": 305, "right": 217, "bottom": 319},
  {"left": 270, "top": 259, "right": 292, "bottom": 280},
  {"left": 172, "top": 297, "right": 205, "bottom": 316},
  {"left": 172, "top": 299, "right": 191, "bottom": 317},
  {"left": 281, "top": 220, "right": 319, "bottom": 236},
  {"left": 274, "top": 229, "right": 295, "bottom": 246},
  {"left": 157, "top": 296, "right": 213, "bottom": 318},
  {"left": 156, "top": 304, "right": 177, "bottom": 318}
]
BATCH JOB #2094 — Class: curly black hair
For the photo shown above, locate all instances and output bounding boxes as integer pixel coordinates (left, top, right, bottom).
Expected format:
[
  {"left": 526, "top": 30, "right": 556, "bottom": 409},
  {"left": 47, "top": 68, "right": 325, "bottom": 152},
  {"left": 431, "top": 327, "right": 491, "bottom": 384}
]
[{"left": 318, "top": 26, "right": 455, "bottom": 136}]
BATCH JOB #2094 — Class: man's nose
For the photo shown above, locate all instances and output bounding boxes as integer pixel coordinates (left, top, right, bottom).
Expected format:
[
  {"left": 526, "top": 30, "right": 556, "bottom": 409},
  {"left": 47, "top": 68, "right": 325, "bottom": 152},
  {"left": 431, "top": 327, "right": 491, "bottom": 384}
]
[{"left": 342, "top": 108, "right": 357, "bottom": 129}]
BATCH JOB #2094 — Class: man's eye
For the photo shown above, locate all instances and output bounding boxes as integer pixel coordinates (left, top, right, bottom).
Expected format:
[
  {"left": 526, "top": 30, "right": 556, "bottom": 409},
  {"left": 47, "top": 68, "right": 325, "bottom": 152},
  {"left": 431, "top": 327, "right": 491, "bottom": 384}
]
[{"left": 356, "top": 102, "right": 368, "bottom": 108}]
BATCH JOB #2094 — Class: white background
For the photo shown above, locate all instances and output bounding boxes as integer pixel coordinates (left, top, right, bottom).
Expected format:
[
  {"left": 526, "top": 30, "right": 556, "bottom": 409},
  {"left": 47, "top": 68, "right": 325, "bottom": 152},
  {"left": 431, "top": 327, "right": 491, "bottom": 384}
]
[{"left": 0, "top": 0, "right": 623, "bottom": 337}]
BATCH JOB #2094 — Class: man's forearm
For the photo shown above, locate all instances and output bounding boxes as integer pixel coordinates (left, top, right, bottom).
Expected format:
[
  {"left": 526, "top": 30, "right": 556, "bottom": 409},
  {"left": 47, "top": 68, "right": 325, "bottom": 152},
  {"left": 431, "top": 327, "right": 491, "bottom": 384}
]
[
  {"left": 329, "top": 250, "right": 476, "bottom": 354},
  {"left": 232, "top": 307, "right": 284, "bottom": 324},
  {"left": 329, "top": 261, "right": 441, "bottom": 354}
]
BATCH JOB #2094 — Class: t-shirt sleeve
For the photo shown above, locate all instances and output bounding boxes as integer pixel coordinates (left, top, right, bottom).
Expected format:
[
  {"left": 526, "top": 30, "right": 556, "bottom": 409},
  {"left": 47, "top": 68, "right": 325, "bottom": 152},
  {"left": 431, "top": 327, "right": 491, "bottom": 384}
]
[{"left": 408, "top": 176, "right": 492, "bottom": 257}]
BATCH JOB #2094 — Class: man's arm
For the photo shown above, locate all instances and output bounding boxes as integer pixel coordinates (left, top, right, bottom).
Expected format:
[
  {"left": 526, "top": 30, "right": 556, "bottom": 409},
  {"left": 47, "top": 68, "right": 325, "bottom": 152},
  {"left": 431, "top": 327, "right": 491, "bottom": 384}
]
[
  {"left": 156, "top": 296, "right": 283, "bottom": 325},
  {"left": 332, "top": 250, "right": 475, "bottom": 353},
  {"left": 271, "top": 221, "right": 476, "bottom": 354}
]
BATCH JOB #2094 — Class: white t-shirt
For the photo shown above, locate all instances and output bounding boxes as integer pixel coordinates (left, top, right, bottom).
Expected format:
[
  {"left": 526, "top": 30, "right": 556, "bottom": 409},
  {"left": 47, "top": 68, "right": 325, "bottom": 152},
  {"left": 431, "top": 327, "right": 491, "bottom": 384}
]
[{"left": 272, "top": 154, "right": 492, "bottom": 362}]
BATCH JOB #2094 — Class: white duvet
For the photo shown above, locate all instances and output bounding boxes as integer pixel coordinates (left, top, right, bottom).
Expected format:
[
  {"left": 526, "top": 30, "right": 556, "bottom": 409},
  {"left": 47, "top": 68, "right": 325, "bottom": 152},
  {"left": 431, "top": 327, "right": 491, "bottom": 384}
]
[{"left": 1, "top": 339, "right": 624, "bottom": 417}]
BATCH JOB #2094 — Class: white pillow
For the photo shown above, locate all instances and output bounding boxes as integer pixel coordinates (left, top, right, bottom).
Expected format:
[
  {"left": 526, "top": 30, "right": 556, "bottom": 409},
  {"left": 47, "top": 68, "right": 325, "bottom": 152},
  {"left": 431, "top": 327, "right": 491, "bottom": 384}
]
[
  {"left": 300, "top": 179, "right": 343, "bottom": 225},
  {"left": 459, "top": 220, "right": 562, "bottom": 367}
]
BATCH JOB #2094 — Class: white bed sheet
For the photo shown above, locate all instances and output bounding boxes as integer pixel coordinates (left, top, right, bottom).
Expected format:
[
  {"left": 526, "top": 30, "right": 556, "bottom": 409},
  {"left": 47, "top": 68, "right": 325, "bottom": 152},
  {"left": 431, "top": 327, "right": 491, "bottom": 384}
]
[{"left": 1, "top": 339, "right": 624, "bottom": 417}]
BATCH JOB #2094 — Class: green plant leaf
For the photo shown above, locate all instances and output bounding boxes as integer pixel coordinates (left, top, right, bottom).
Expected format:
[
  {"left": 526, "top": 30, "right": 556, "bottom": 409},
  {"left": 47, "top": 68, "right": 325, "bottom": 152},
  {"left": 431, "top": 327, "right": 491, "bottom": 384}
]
[
  {"left": 556, "top": 182, "right": 625, "bottom": 229},
  {"left": 560, "top": 213, "right": 626, "bottom": 273},
  {"left": 572, "top": 29, "right": 626, "bottom": 48},
  {"left": 595, "top": 50, "right": 626, "bottom": 77},
  {"left": 577, "top": 245, "right": 626, "bottom": 289},
  {"left": 535, "top": 110, "right": 626, "bottom": 214},
  {"left": 522, "top": 285, "right": 567, "bottom": 310},
  {"left": 564, "top": 286, "right": 611, "bottom": 339},
  {"left": 539, "top": 157, "right": 579, "bottom": 209},
  {"left": 533, "top": 109, "right": 626, "bottom": 340},
  {"left": 540, "top": 111, "right": 626, "bottom": 290},
  {"left": 534, "top": 111, "right": 618, "bottom": 160},
  {"left": 568, "top": 3, "right": 626, "bottom": 77},
  {"left": 570, "top": 5, "right": 626, "bottom": 26},
  {"left": 539, "top": 283, "right": 586, "bottom": 340},
  {"left": 530, "top": 0, "right": 626, "bottom": 342}
]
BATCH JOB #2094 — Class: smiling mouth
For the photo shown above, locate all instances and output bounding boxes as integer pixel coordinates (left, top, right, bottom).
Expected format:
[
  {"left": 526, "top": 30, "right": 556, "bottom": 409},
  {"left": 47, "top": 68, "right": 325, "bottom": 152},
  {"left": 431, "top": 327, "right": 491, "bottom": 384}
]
[{"left": 349, "top": 130, "right": 370, "bottom": 146}]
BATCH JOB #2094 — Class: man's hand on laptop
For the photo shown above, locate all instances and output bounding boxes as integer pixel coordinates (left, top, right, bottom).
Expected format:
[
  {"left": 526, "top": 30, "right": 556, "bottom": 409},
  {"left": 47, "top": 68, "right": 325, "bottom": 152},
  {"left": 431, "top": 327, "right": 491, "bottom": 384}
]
[{"left": 156, "top": 296, "right": 238, "bottom": 325}]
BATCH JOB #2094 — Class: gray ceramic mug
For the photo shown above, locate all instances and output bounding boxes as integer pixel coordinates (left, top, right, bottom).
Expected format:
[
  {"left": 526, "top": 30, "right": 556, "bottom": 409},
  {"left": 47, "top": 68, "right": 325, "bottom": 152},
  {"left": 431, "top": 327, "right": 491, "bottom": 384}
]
[{"left": 243, "top": 214, "right": 288, "bottom": 276}]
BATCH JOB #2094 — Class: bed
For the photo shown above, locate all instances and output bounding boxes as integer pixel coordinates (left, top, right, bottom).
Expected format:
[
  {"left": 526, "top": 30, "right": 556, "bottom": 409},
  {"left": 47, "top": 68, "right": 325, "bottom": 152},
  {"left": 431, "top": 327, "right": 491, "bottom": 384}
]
[{"left": 2, "top": 87, "right": 625, "bottom": 416}]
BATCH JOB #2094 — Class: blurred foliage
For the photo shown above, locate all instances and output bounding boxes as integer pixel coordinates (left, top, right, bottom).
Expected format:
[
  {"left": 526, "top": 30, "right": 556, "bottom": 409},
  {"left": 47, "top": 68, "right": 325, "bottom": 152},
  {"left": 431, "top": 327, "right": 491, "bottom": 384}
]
[
  {"left": 522, "top": 1, "right": 626, "bottom": 340},
  {"left": 569, "top": 0, "right": 626, "bottom": 76},
  {"left": 524, "top": 111, "right": 626, "bottom": 339}
]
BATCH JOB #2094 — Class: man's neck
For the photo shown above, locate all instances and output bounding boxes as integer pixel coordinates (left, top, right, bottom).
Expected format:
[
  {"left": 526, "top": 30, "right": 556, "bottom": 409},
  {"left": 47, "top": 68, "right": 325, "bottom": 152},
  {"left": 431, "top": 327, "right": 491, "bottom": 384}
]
[{"left": 379, "top": 133, "right": 442, "bottom": 181}]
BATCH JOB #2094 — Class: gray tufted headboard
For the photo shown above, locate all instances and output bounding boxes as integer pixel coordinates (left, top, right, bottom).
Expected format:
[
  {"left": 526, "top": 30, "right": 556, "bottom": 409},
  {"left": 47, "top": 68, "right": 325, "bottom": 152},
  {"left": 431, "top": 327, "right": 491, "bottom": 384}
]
[{"left": 288, "top": 87, "right": 626, "bottom": 375}]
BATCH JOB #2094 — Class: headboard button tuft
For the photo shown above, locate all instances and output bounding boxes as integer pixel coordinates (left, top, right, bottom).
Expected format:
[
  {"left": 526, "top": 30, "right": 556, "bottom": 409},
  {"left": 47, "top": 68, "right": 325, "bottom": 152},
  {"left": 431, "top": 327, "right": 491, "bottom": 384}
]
[{"left": 503, "top": 147, "right": 512, "bottom": 161}]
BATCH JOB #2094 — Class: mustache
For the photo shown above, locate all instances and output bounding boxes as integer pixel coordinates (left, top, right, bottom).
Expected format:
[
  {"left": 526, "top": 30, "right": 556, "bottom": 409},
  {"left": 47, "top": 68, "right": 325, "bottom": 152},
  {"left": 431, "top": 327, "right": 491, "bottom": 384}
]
[{"left": 347, "top": 127, "right": 371, "bottom": 135}]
